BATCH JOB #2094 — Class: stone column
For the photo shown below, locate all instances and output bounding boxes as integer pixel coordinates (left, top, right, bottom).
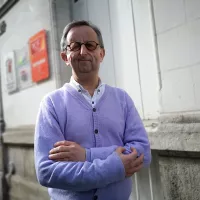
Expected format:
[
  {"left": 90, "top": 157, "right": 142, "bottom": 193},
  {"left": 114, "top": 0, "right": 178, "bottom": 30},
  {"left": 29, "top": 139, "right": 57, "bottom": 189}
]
[{"left": 149, "top": 114, "right": 200, "bottom": 200}]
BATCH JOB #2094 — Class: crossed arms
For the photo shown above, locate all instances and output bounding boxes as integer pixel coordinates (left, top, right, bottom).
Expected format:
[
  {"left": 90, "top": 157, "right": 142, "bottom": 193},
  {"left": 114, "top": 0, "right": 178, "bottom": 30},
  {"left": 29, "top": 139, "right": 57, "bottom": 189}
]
[{"left": 34, "top": 95, "right": 151, "bottom": 192}]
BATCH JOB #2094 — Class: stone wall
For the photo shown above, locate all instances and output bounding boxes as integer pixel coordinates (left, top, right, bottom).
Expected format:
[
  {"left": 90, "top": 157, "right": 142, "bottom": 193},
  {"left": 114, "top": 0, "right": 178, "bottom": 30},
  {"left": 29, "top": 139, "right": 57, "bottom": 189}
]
[
  {"left": 148, "top": 113, "right": 200, "bottom": 200},
  {"left": 2, "top": 126, "right": 49, "bottom": 200},
  {"left": 159, "top": 153, "right": 200, "bottom": 200}
]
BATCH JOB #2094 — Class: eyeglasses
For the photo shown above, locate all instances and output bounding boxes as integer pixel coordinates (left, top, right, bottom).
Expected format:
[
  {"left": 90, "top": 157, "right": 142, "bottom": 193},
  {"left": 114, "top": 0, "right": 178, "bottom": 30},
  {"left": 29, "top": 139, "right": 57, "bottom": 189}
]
[{"left": 66, "top": 41, "right": 100, "bottom": 52}]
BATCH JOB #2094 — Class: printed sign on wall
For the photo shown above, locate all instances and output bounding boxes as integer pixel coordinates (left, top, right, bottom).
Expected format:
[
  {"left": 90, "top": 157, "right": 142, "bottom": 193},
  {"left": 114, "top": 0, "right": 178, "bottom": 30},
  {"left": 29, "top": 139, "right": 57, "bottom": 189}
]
[
  {"left": 29, "top": 30, "right": 49, "bottom": 82},
  {"left": 4, "top": 51, "right": 17, "bottom": 93},
  {"left": 16, "top": 46, "right": 33, "bottom": 89}
]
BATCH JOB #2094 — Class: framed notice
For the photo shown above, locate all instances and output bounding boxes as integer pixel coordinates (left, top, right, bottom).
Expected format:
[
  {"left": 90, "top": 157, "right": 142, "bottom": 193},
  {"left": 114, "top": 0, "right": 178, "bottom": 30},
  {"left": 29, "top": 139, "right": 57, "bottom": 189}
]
[
  {"left": 4, "top": 51, "right": 17, "bottom": 93},
  {"left": 16, "top": 46, "right": 33, "bottom": 89},
  {"left": 29, "top": 30, "right": 49, "bottom": 82}
]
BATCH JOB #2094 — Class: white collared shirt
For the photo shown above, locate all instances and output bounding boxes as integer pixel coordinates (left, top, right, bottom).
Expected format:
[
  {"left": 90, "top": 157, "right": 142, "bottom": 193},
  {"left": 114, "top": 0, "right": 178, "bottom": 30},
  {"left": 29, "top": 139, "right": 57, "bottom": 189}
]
[{"left": 69, "top": 76, "right": 105, "bottom": 107}]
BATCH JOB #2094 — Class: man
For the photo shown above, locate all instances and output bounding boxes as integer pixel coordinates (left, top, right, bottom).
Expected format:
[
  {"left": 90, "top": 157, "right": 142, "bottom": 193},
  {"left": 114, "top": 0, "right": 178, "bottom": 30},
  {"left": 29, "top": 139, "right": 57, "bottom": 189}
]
[{"left": 34, "top": 20, "right": 151, "bottom": 200}]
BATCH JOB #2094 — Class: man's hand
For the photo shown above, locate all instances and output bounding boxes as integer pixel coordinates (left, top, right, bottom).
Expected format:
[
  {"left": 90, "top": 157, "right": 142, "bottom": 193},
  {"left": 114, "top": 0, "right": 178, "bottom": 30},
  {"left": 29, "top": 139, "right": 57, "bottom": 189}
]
[
  {"left": 49, "top": 141, "right": 86, "bottom": 162},
  {"left": 116, "top": 147, "right": 144, "bottom": 177}
]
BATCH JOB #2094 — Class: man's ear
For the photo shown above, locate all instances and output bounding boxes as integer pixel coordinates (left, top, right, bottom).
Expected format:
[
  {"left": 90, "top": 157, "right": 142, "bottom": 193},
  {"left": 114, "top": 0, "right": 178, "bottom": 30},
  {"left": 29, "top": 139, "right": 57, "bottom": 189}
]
[
  {"left": 60, "top": 52, "right": 69, "bottom": 65},
  {"left": 100, "top": 48, "right": 105, "bottom": 62}
]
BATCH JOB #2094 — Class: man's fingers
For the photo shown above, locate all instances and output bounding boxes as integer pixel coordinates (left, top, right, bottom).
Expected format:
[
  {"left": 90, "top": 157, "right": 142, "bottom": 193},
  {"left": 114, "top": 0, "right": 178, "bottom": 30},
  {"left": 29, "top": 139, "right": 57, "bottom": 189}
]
[
  {"left": 133, "top": 154, "right": 144, "bottom": 166},
  {"left": 130, "top": 162, "right": 143, "bottom": 174},
  {"left": 125, "top": 173, "right": 133, "bottom": 178},
  {"left": 125, "top": 148, "right": 138, "bottom": 160},
  {"left": 126, "top": 155, "right": 144, "bottom": 172},
  {"left": 49, "top": 152, "right": 69, "bottom": 160},
  {"left": 54, "top": 140, "right": 74, "bottom": 147},
  {"left": 139, "top": 154, "right": 144, "bottom": 161},
  {"left": 126, "top": 162, "right": 143, "bottom": 177},
  {"left": 130, "top": 147, "right": 137, "bottom": 154},
  {"left": 128, "top": 154, "right": 144, "bottom": 169},
  {"left": 133, "top": 162, "right": 143, "bottom": 172},
  {"left": 137, "top": 154, "right": 144, "bottom": 164},
  {"left": 116, "top": 147, "right": 126, "bottom": 154},
  {"left": 49, "top": 145, "right": 70, "bottom": 154}
]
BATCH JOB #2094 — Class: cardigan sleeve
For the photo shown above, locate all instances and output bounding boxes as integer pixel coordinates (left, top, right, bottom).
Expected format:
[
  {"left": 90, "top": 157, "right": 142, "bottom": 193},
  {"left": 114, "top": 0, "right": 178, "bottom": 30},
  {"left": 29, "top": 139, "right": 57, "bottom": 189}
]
[
  {"left": 34, "top": 96, "right": 125, "bottom": 191},
  {"left": 122, "top": 92, "right": 151, "bottom": 166},
  {"left": 86, "top": 91, "right": 151, "bottom": 167}
]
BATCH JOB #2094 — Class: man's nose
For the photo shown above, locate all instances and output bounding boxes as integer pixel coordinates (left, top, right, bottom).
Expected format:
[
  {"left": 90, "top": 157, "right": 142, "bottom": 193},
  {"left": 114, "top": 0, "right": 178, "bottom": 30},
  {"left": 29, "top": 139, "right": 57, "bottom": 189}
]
[{"left": 80, "top": 44, "right": 88, "bottom": 55}]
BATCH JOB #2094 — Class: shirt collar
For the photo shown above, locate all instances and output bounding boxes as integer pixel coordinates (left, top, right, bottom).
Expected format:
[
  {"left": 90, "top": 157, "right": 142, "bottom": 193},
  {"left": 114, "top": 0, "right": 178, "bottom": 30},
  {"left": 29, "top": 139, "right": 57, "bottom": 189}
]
[{"left": 70, "top": 76, "right": 104, "bottom": 93}]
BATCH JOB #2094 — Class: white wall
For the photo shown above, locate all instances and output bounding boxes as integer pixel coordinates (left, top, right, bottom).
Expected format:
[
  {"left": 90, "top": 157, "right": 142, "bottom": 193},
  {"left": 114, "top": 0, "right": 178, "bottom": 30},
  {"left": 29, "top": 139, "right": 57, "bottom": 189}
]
[
  {"left": 132, "top": 0, "right": 160, "bottom": 119},
  {"left": 153, "top": 0, "right": 200, "bottom": 113},
  {"left": 108, "top": 0, "right": 143, "bottom": 116},
  {"left": 71, "top": 0, "right": 160, "bottom": 119},
  {"left": 0, "top": 0, "right": 56, "bottom": 127},
  {"left": 109, "top": 0, "right": 159, "bottom": 119}
]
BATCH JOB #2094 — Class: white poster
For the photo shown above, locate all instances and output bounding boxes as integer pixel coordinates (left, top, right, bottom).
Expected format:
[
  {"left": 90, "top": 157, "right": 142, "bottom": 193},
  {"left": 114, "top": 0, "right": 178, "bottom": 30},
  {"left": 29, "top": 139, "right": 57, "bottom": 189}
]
[
  {"left": 16, "top": 46, "right": 33, "bottom": 90},
  {"left": 4, "top": 51, "right": 17, "bottom": 93}
]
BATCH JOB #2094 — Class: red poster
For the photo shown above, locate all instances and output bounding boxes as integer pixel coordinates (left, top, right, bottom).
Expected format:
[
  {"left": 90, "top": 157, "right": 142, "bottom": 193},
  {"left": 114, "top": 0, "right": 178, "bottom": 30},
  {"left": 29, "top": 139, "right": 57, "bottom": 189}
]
[{"left": 29, "top": 30, "right": 49, "bottom": 82}]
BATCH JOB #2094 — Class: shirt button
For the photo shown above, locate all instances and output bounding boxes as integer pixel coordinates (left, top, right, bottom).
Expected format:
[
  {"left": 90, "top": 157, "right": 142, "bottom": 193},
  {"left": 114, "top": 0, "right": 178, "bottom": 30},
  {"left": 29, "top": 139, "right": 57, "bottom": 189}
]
[
  {"left": 92, "top": 101, "right": 94, "bottom": 104},
  {"left": 93, "top": 108, "right": 96, "bottom": 112},
  {"left": 97, "top": 89, "right": 100, "bottom": 92},
  {"left": 78, "top": 89, "right": 81, "bottom": 92},
  {"left": 94, "top": 129, "right": 98, "bottom": 134},
  {"left": 93, "top": 195, "right": 98, "bottom": 200}
]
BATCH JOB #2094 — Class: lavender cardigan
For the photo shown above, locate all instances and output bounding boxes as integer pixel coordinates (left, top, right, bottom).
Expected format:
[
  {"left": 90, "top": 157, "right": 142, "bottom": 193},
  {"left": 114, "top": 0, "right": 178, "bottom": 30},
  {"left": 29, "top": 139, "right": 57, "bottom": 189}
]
[{"left": 34, "top": 83, "right": 151, "bottom": 200}]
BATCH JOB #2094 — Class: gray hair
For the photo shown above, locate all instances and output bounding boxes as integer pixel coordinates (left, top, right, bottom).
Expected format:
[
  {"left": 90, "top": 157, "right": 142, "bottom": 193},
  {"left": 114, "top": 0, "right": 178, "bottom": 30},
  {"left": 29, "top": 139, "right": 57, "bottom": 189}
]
[{"left": 60, "top": 20, "right": 104, "bottom": 52}]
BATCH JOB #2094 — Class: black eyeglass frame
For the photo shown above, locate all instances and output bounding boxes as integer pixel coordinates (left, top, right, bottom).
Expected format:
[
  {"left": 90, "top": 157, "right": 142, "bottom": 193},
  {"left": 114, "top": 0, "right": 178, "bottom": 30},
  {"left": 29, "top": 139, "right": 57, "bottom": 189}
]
[{"left": 65, "top": 41, "right": 100, "bottom": 52}]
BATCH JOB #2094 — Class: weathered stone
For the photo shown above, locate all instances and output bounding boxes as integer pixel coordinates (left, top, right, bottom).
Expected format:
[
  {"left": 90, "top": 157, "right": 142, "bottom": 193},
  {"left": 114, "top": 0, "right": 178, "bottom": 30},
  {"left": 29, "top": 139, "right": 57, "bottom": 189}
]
[
  {"left": 149, "top": 124, "right": 200, "bottom": 152},
  {"left": 24, "top": 148, "right": 37, "bottom": 181},
  {"left": 3, "top": 125, "right": 34, "bottom": 145},
  {"left": 7, "top": 147, "right": 25, "bottom": 177},
  {"left": 159, "top": 113, "right": 200, "bottom": 123},
  {"left": 158, "top": 123, "right": 200, "bottom": 133},
  {"left": 9, "top": 175, "right": 48, "bottom": 200},
  {"left": 159, "top": 156, "right": 200, "bottom": 200}
]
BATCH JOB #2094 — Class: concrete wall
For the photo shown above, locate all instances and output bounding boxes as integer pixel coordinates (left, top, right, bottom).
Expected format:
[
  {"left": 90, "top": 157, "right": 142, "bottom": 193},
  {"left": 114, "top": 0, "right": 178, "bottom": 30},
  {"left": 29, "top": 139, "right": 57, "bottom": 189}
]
[{"left": 153, "top": 0, "right": 200, "bottom": 113}]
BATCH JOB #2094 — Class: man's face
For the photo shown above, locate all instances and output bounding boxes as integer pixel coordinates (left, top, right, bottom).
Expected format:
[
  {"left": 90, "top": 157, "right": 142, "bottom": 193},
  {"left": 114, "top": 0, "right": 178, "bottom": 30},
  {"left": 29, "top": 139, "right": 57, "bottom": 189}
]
[{"left": 61, "top": 26, "right": 105, "bottom": 78}]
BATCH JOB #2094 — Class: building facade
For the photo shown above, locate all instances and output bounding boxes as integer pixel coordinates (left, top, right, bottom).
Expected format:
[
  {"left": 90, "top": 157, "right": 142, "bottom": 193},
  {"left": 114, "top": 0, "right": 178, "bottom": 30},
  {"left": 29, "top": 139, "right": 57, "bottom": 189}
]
[{"left": 0, "top": 0, "right": 199, "bottom": 200}]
